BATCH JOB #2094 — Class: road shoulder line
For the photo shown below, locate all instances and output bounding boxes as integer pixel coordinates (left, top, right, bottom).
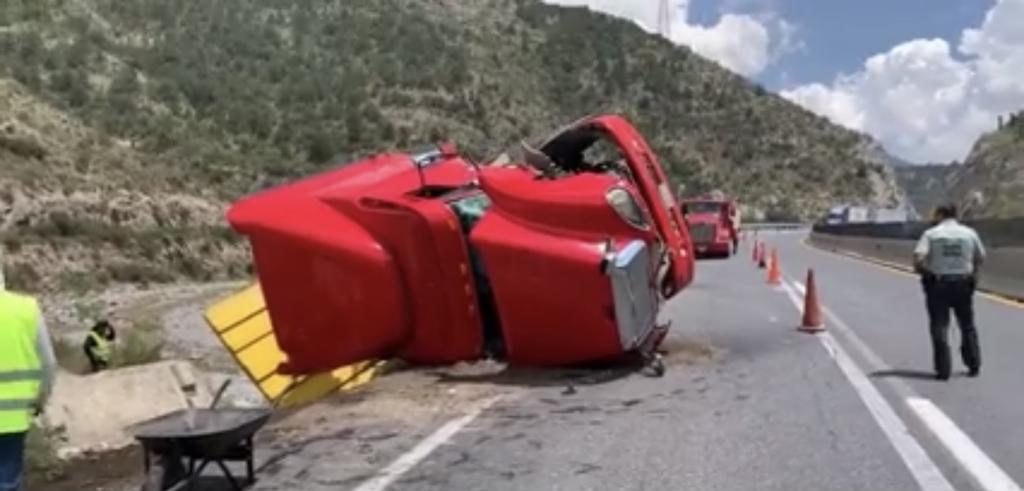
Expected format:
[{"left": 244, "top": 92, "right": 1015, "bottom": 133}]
[{"left": 780, "top": 281, "right": 955, "bottom": 491}]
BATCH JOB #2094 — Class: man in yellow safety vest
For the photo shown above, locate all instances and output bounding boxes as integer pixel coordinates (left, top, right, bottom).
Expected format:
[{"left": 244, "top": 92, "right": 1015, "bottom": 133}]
[{"left": 0, "top": 263, "right": 57, "bottom": 491}]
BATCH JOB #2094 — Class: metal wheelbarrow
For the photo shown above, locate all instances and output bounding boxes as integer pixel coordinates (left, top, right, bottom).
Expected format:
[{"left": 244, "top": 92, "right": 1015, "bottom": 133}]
[{"left": 129, "top": 381, "right": 272, "bottom": 490}]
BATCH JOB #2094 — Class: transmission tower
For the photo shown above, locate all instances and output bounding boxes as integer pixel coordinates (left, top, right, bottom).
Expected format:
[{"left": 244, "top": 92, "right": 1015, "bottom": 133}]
[{"left": 657, "top": 0, "right": 672, "bottom": 38}]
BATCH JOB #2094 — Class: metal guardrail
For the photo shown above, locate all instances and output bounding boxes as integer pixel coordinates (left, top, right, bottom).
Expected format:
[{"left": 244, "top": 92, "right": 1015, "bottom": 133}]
[
  {"left": 812, "top": 218, "right": 1024, "bottom": 247},
  {"left": 741, "top": 222, "right": 808, "bottom": 231},
  {"left": 811, "top": 219, "right": 1024, "bottom": 301}
]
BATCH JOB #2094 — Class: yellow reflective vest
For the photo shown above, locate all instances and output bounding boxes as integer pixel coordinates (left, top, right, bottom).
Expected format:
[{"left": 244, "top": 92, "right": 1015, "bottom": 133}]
[
  {"left": 0, "top": 291, "right": 42, "bottom": 434},
  {"left": 87, "top": 331, "right": 112, "bottom": 363}
]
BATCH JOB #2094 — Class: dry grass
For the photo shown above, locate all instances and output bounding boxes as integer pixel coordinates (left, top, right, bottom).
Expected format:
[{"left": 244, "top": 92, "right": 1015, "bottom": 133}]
[
  {"left": 110, "top": 319, "right": 165, "bottom": 368},
  {"left": 52, "top": 336, "right": 91, "bottom": 375}
]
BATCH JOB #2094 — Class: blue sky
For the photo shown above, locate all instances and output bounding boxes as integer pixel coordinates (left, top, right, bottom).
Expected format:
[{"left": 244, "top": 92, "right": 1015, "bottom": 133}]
[
  {"left": 688, "top": 0, "right": 993, "bottom": 90},
  {"left": 545, "top": 0, "right": 1024, "bottom": 164}
]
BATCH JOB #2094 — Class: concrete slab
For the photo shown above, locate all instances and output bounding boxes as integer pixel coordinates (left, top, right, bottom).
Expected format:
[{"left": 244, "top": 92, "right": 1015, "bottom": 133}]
[{"left": 43, "top": 360, "right": 214, "bottom": 458}]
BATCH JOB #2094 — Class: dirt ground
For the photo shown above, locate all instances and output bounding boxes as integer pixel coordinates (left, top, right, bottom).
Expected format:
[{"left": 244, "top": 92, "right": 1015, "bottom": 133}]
[
  {"left": 26, "top": 445, "right": 144, "bottom": 491},
  {"left": 26, "top": 361, "right": 519, "bottom": 491},
  {"left": 27, "top": 280, "right": 719, "bottom": 490}
]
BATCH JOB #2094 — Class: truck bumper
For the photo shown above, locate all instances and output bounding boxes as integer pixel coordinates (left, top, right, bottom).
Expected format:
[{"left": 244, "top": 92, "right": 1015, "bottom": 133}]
[{"left": 694, "top": 241, "right": 732, "bottom": 257}]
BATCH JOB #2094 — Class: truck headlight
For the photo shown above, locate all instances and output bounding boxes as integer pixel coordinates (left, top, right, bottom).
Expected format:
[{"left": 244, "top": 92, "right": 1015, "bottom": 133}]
[{"left": 606, "top": 187, "right": 650, "bottom": 230}]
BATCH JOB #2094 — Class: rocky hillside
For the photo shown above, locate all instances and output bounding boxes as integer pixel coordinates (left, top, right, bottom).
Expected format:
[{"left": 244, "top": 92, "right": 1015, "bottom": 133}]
[
  {"left": 894, "top": 164, "right": 962, "bottom": 217},
  {"left": 948, "top": 111, "right": 1024, "bottom": 219},
  {"left": 0, "top": 78, "right": 250, "bottom": 292},
  {"left": 1, "top": 0, "right": 905, "bottom": 291}
]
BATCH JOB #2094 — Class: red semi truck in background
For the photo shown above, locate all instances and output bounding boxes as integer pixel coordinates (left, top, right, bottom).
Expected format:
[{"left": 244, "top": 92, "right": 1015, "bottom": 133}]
[
  {"left": 226, "top": 115, "right": 695, "bottom": 376},
  {"left": 680, "top": 193, "right": 740, "bottom": 258}
]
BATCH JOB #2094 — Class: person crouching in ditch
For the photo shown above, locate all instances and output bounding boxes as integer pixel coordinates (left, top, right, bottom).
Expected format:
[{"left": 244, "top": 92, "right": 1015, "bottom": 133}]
[{"left": 84, "top": 320, "right": 116, "bottom": 373}]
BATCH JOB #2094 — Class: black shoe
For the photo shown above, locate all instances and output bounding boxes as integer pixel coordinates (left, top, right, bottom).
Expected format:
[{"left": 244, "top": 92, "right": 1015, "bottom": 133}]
[
  {"left": 968, "top": 368, "right": 980, "bottom": 378},
  {"left": 936, "top": 373, "right": 951, "bottom": 381}
]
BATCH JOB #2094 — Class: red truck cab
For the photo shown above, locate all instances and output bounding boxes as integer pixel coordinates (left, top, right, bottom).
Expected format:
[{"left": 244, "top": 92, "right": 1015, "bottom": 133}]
[
  {"left": 680, "top": 196, "right": 739, "bottom": 258},
  {"left": 226, "top": 115, "right": 694, "bottom": 373}
]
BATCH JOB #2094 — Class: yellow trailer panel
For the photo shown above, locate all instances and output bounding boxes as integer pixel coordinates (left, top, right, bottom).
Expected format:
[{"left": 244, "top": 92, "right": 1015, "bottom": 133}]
[{"left": 203, "top": 283, "right": 385, "bottom": 407}]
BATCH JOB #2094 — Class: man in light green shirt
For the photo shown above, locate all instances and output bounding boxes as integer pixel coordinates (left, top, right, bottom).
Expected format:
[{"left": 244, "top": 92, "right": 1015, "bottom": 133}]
[{"left": 913, "top": 203, "right": 985, "bottom": 381}]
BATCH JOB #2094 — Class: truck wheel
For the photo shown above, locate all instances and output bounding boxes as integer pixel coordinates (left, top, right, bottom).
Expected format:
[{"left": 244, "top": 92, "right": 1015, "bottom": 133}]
[
  {"left": 649, "top": 353, "right": 666, "bottom": 377},
  {"left": 642, "top": 352, "right": 666, "bottom": 378}
]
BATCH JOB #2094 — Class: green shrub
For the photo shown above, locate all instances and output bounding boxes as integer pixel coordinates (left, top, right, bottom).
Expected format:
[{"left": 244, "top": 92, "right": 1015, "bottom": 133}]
[
  {"left": 2, "top": 262, "right": 41, "bottom": 292},
  {"left": 2, "top": 235, "right": 22, "bottom": 253},
  {"left": 106, "top": 261, "right": 174, "bottom": 284},
  {"left": 0, "top": 134, "right": 47, "bottom": 159},
  {"left": 58, "top": 270, "right": 101, "bottom": 294}
]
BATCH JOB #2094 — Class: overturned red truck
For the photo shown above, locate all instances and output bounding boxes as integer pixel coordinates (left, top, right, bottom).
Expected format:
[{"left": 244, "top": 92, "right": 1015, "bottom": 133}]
[{"left": 226, "top": 115, "right": 695, "bottom": 376}]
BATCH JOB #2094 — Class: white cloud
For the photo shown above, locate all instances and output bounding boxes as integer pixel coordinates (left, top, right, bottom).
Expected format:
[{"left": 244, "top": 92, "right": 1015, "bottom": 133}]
[
  {"left": 542, "top": 0, "right": 792, "bottom": 77},
  {"left": 783, "top": 0, "right": 1024, "bottom": 163},
  {"left": 671, "top": 12, "right": 771, "bottom": 76},
  {"left": 961, "top": 0, "right": 1024, "bottom": 112}
]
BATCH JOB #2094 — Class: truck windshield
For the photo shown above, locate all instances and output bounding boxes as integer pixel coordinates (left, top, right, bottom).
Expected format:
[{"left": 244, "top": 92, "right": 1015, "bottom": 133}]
[{"left": 683, "top": 202, "right": 723, "bottom": 214}]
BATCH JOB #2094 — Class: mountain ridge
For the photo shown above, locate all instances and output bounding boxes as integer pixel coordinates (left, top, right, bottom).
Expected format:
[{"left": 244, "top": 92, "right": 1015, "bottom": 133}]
[
  {"left": 1, "top": 0, "right": 906, "bottom": 291},
  {"left": 950, "top": 111, "right": 1024, "bottom": 218}
]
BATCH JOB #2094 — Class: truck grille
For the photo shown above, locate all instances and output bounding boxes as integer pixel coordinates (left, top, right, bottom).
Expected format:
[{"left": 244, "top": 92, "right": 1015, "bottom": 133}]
[
  {"left": 688, "top": 223, "right": 716, "bottom": 243},
  {"left": 608, "top": 240, "right": 658, "bottom": 350}
]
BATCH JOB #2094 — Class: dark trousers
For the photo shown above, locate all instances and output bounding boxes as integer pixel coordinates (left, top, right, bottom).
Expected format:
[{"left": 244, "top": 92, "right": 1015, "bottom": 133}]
[
  {"left": 87, "top": 356, "right": 108, "bottom": 373},
  {"left": 923, "top": 277, "right": 981, "bottom": 377},
  {"left": 0, "top": 432, "right": 26, "bottom": 491}
]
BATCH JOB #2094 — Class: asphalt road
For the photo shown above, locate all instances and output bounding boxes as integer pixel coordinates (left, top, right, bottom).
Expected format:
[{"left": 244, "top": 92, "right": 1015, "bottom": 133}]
[
  {"left": 236, "top": 229, "right": 1024, "bottom": 491},
  {"left": 773, "top": 230, "right": 1024, "bottom": 490},
  {"left": 382, "top": 233, "right": 918, "bottom": 491}
]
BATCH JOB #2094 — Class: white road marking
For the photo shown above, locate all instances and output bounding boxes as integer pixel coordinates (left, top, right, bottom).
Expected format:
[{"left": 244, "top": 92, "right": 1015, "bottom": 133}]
[
  {"left": 907, "top": 397, "right": 1023, "bottom": 491},
  {"left": 792, "top": 281, "right": 899, "bottom": 376},
  {"left": 353, "top": 396, "right": 501, "bottom": 491},
  {"left": 780, "top": 281, "right": 955, "bottom": 491},
  {"left": 791, "top": 274, "right": 1024, "bottom": 491}
]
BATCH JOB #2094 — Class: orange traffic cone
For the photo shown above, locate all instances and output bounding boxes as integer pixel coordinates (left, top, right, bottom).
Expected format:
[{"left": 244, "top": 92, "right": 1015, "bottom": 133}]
[
  {"left": 751, "top": 240, "right": 760, "bottom": 263},
  {"left": 766, "top": 248, "right": 781, "bottom": 285},
  {"left": 799, "top": 268, "right": 824, "bottom": 332}
]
